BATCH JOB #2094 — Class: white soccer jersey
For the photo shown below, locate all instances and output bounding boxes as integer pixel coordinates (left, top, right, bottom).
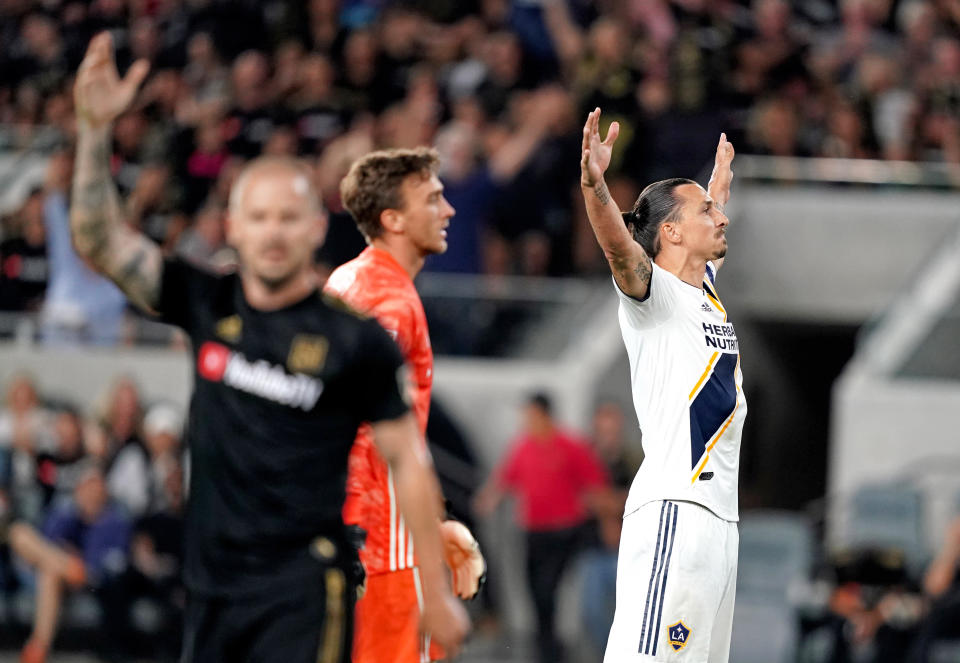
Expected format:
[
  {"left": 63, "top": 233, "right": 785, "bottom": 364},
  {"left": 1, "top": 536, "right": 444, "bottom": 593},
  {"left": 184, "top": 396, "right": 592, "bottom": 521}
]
[{"left": 616, "top": 260, "right": 746, "bottom": 522}]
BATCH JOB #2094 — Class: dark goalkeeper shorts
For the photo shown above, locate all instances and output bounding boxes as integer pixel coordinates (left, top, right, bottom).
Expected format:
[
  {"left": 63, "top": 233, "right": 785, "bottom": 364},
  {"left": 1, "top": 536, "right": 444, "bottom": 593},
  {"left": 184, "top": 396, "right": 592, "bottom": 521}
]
[{"left": 180, "top": 537, "right": 357, "bottom": 663}]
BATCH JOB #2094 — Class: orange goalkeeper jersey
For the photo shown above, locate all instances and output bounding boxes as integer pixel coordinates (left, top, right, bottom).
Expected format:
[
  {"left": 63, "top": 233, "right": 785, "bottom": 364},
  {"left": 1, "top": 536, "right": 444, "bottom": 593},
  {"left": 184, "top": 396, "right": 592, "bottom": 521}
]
[{"left": 324, "top": 246, "right": 432, "bottom": 575}]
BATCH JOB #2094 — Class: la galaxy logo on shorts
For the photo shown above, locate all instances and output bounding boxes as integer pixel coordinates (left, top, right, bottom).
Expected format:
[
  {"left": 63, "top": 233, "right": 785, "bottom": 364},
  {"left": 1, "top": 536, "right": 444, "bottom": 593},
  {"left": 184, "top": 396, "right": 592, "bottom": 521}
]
[
  {"left": 215, "top": 315, "right": 242, "bottom": 343},
  {"left": 667, "top": 621, "right": 691, "bottom": 651}
]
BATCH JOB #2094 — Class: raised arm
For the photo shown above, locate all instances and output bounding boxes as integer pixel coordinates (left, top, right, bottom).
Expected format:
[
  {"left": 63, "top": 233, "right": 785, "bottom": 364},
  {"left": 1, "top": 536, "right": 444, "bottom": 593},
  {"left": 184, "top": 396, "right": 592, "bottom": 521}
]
[
  {"left": 924, "top": 517, "right": 960, "bottom": 598},
  {"left": 70, "top": 32, "right": 162, "bottom": 313},
  {"left": 371, "top": 413, "right": 470, "bottom": 655},
  {"left": 706, "top": 133, "right": 735, "bottom": 271},
  {"left": 580, "top": 107, "right": 652, "bottom": 299}
]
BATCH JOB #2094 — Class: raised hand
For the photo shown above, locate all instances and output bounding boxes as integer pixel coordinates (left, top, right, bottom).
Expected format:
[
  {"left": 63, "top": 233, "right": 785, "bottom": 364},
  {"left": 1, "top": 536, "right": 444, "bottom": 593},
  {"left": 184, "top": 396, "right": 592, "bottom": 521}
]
[
  {"left": 74, "top": 32, "right": 150, "bottom": 129},
  {"left": 580, "top": 107, "right": 620, "bottom": 188},
  {"left": 70, "top": 31, "right": 163, "bottom": 313},
  {"left": 707, "top": 133, "right": 735, "bottom": 209},
  {"left": 945, "top": 516, "right": 960, "bottom": 558}
]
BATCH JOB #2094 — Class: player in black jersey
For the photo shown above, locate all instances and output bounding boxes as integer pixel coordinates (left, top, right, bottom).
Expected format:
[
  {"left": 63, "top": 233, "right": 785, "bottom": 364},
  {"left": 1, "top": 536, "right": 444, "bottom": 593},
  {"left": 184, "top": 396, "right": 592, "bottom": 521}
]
[{"left": 66, "top": 33, "right": 469, "bottom": 663}]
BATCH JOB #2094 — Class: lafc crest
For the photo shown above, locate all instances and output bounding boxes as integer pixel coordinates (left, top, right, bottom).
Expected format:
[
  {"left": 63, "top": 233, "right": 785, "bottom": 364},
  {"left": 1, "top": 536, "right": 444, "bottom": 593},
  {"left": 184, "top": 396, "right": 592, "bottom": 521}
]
[
  {"left": 287, "top": 334, "right": 329, "bottom": 374},
  {"left": 667, "top": 621, "right": 691, "bottom": 652},
  {"left": 215, "top": 315, "right": 242, "bottom": 343}
]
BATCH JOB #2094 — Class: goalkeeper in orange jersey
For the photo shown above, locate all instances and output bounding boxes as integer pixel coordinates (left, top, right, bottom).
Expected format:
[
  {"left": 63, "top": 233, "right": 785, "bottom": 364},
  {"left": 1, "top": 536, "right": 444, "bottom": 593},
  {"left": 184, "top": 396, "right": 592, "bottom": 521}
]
[{"left": 325, "top": 147, "right": 485, "bottom": 663}]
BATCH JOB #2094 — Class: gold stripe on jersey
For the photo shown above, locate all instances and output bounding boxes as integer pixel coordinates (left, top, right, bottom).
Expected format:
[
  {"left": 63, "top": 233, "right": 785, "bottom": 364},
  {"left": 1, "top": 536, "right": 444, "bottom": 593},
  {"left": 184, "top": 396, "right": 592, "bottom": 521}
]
[
  {"left": 703, "top": 273, "right": 720, "bottom": 299},
  {"left": 703, "top": 277, "right": 727, "bottom": 322},
  {"left": 689, "top": 352, "right": 721, "bottom": 401},
  {"left": 691, "top": 356, "right": 742, "bottom": 484}
]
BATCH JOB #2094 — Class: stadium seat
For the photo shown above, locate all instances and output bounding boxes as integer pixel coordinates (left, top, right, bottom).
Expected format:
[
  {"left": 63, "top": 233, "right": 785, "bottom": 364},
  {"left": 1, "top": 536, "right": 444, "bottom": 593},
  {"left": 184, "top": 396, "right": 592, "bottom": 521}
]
[
  {"left": 11, "top": 589, "right": 102, "bottom": 632},
  {"left": 730, "top": 601, "right": 797, "bottom": 663},
  {"left": 930, "top": 639, "right": 960, "bottom": 663},
  {"left": 736, "top": 510, "right": 815, "bottom": 602},
  {"left": 730, "top": 510, "right": 814, "bottom": 663},
  {"left": 845, "top": 483, "right": 926, "bottom": 572}
]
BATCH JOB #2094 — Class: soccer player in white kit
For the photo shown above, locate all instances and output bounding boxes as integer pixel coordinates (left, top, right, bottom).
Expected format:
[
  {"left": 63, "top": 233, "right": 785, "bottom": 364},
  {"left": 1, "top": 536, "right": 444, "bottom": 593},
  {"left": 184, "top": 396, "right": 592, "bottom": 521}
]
[{"left": 580, "top": 108, "right": 746, "bottom": 662}]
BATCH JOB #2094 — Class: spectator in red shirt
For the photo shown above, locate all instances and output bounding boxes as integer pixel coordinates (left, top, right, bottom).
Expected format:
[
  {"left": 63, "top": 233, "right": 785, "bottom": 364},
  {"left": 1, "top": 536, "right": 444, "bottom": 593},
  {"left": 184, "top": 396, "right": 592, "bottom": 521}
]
[{"left": 474, "top": 392, "right": 610, "bottom": 663}]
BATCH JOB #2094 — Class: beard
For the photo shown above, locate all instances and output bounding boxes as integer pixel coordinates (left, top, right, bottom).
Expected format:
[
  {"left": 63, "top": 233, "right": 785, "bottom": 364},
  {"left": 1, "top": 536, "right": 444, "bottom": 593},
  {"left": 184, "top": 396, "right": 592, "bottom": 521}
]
[
  {"left": 257, "top": 271, "right": 298, "bottom": 291},
  {"left": 713, "top": 238, "right": 727, "bottom": 259},
  {"left": 248, "top": 260, "right": 307, "bottom": 292}
]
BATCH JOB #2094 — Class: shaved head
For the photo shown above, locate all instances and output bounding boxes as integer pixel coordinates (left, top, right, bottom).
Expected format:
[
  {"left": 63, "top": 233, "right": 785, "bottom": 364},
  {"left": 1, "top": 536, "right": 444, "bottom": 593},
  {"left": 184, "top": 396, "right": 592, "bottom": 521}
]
[
  {"left": 226, "top": 155, "right": 327, "bottom": 293},
  {"left": 229, "top": 156, "right": 322, "bottom": 217}
]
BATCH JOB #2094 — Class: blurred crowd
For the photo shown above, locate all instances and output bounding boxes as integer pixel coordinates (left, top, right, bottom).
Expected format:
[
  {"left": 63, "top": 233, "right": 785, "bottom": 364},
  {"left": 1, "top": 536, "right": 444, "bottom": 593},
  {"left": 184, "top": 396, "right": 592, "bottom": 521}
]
[
  {"left": 0, "top": 373, "right": 185, "bottom": 661},
  {"left": 4, "top": 0, "right": 960, "bottom": 320},
  {"left": 3, "top": 1, "right": 960, "bottom": 659}
]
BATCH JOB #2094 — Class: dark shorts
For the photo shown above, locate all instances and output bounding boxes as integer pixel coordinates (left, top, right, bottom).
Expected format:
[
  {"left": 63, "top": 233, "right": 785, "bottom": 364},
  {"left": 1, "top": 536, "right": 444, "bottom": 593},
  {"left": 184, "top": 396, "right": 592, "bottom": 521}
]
[{"left": 181, "top": 537, "right": 356, "bottom": 663}]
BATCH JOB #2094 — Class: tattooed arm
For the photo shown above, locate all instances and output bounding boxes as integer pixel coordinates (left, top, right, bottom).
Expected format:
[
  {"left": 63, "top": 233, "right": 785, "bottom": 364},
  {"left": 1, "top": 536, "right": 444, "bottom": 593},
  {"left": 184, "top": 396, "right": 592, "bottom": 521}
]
[
  {"left": 70, "top": 33, "right": 160, "bottom": 312},
  {"left": 72, "top": 125, "right": 162, "bottom": 311},
  {"left": 580, "top": 107, "right": 652, "bottom": 299}
]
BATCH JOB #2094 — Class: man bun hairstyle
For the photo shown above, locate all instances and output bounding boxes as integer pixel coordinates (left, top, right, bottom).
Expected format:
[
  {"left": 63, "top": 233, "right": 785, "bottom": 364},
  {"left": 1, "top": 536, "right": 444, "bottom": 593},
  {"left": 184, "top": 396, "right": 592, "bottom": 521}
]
[
  {"left": 340, "top": 147, "right": 440, "bottom": 241},
  {"left": 623, "top": 177, "right": 695, "bottom": 257}
]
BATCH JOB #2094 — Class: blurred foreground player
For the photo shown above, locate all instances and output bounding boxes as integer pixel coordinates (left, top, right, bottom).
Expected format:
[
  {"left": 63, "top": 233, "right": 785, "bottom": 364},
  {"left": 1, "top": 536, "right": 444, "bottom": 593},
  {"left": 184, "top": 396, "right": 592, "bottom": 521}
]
[
  {"left": 66, "top": 33, "right": 468, "bottom": 663},
  {"left": 580, "top": 108, "right": 745, "bottom": 662},
  {"left": 325, "top": 148, "right": 485, "bottom": 663}
]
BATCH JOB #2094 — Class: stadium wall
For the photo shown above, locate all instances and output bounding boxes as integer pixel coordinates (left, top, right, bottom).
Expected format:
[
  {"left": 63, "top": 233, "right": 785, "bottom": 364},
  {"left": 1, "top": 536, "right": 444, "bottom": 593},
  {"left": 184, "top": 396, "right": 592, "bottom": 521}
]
[
  {"left": 829, "top": 374, "right": 960, "bottom": 555},
  {"left": 722, "top": 186, "right": 960, "bottom": 322}
]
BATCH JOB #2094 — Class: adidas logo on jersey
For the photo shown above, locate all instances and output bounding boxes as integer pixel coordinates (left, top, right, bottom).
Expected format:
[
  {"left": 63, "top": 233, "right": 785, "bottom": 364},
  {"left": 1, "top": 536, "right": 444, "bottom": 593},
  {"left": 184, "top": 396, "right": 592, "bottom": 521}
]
[
  {"left": 701, "top": 302, "right": 712, "bottom": 312},
  {"left": 197, "top": 341, "right": 324, "bottom": 411}
]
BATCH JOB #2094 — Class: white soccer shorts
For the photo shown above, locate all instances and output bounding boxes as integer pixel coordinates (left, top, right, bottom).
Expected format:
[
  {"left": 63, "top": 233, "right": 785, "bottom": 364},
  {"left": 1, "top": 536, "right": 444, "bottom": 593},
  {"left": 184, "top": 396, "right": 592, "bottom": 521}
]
[{"left": 604, "top": 500, "right": 738, "bottom": 662}]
